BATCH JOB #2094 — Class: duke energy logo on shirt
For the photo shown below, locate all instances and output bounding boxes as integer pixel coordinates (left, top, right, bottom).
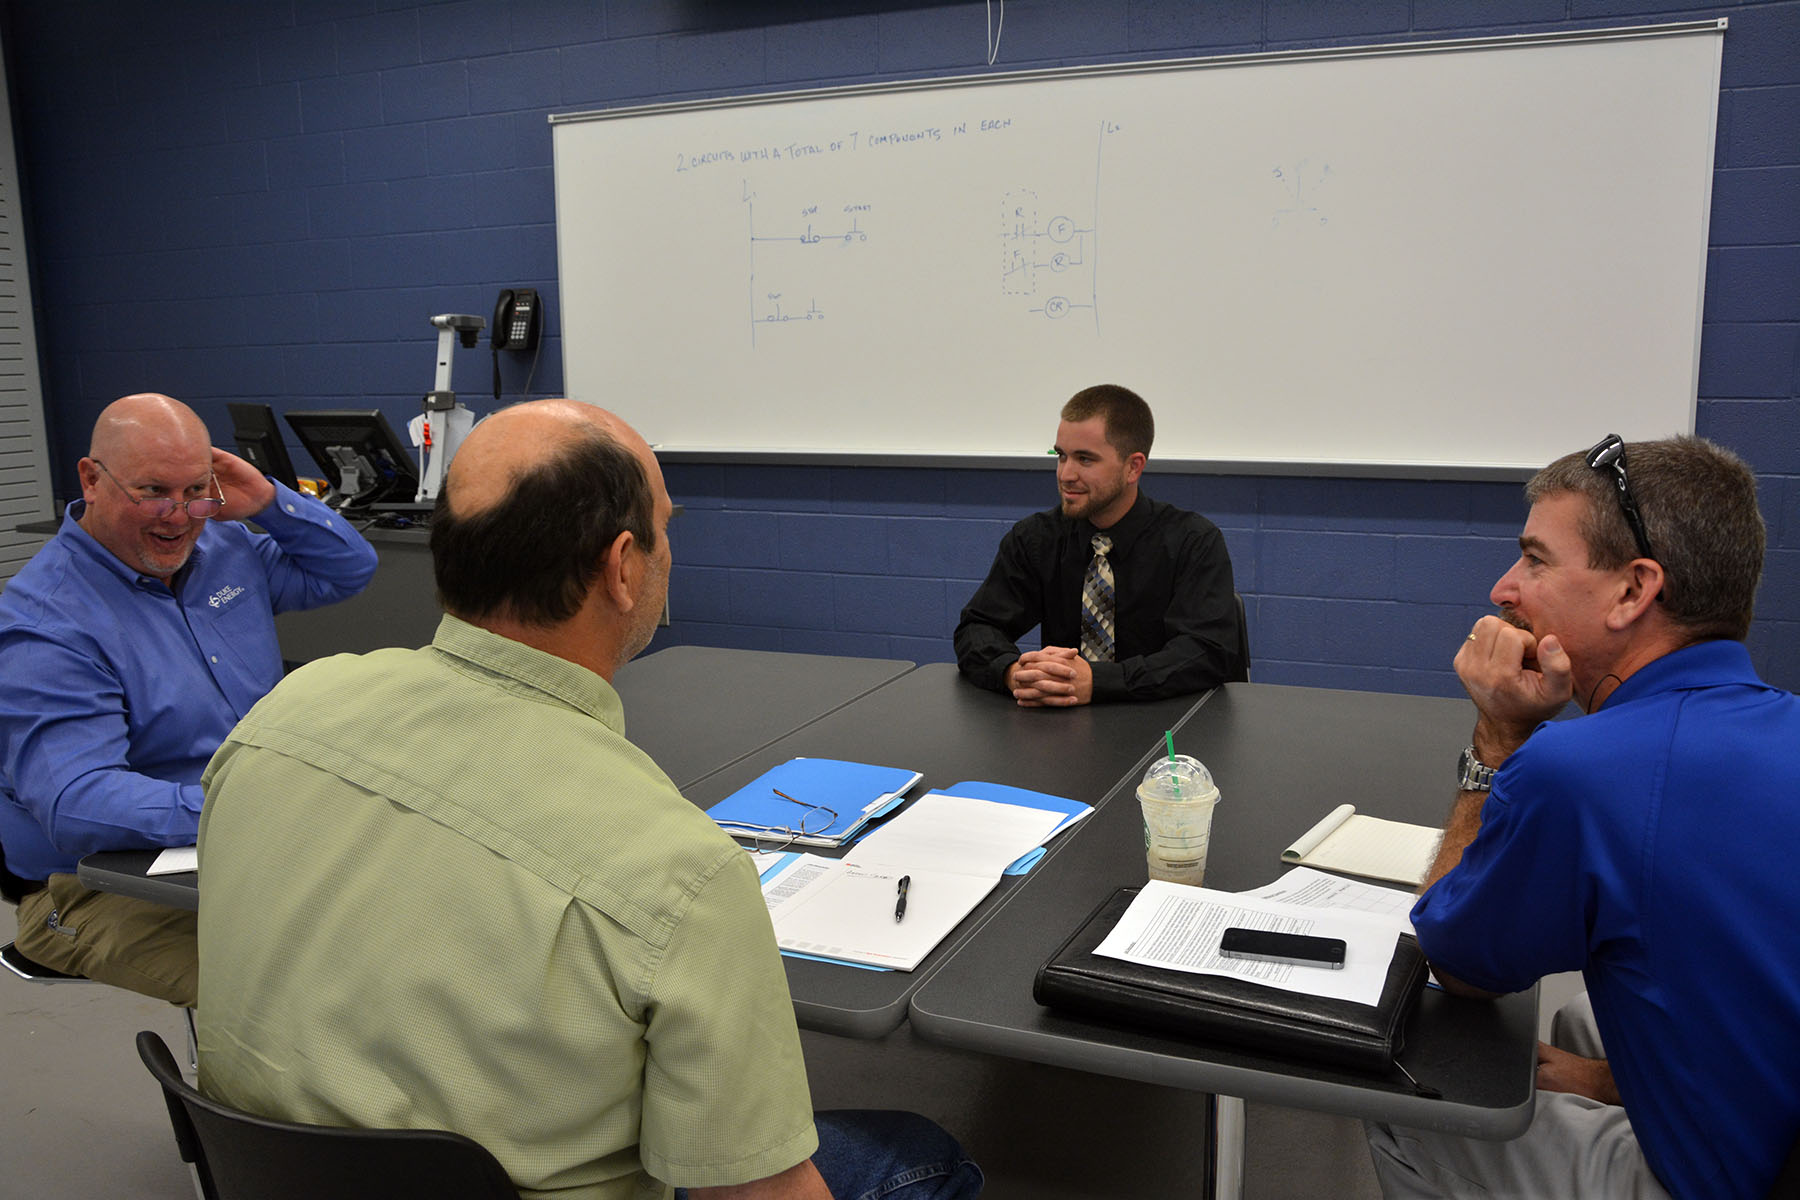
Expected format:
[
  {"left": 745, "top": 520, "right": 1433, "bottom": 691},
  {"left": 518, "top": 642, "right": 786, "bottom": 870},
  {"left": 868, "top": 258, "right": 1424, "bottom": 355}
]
[{"left": 208, "top": 584, "right": 246, "bottom": 609}]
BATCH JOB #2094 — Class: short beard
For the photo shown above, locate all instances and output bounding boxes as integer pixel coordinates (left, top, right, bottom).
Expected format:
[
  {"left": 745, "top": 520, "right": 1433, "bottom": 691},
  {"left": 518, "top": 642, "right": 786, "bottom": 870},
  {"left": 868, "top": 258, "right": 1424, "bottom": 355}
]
[{"left": 134, "top": 545, "right": 193, "bottom": 579}]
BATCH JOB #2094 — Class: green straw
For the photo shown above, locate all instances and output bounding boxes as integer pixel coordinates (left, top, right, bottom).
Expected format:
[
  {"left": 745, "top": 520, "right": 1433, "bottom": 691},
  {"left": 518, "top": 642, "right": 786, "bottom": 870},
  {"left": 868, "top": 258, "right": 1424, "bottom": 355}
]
[{"left": 1165, "top": 730, "right": 1180, "bottom": 798}]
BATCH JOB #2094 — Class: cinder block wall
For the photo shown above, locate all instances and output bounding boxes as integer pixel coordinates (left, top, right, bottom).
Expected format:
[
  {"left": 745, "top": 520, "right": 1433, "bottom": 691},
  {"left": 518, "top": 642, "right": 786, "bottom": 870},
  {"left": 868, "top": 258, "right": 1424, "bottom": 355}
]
[{"left": 11, "top": 0, "right": 1797, "bottom": 696}]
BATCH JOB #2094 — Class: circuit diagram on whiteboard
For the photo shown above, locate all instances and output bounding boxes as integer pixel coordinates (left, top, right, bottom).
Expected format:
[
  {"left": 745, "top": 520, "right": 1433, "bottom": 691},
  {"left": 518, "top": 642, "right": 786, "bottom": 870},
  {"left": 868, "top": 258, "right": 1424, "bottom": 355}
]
[
  {"left": 744, "top": 185, "right": 872, "bottom": 347},
  {"left": 1000, "top": 188, "right": 1096, "bottom": 325},
  {"left": 999, "top": 119, "right": 1115, "bottom": 330}
]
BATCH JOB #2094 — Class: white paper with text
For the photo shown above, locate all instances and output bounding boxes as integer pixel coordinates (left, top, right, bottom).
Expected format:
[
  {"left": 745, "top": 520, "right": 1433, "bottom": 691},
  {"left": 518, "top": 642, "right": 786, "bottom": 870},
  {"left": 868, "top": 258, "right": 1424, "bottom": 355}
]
[
  {"left": 1093, "top": 880, "right": 1401, "bottom": 1006},
  {"left": 1236, "top": 866, "right": 1417, "bottom": 939}
]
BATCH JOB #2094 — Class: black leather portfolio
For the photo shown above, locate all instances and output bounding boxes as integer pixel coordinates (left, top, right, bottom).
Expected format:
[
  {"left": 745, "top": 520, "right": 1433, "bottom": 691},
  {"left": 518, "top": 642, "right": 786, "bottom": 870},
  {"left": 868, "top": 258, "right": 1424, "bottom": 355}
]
[{"left": 1033, "top": 886, "right": 1428, "bottom": 1073}]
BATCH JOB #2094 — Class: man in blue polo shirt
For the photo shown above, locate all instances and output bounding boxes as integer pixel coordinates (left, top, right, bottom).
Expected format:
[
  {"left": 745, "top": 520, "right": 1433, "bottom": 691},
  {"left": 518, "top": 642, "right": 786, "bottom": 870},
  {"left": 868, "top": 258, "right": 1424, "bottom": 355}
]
[
  {"left": 1366, "top": 435, "right": 1800, "bottom": 1199},
  {"left": 0, "top": 392, "right": 377, "bottom": 1004}
]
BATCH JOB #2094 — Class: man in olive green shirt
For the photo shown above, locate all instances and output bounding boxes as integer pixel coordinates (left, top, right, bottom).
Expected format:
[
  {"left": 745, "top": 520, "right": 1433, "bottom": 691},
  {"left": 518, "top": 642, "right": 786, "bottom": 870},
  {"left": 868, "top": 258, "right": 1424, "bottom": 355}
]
[{"left": 197, "top": 401, "right": 981, "bottom": 1200}]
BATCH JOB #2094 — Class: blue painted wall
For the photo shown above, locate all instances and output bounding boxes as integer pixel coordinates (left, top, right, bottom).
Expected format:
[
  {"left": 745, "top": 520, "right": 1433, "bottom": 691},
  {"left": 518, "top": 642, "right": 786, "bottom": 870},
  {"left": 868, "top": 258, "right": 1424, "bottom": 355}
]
[{"left": 8, "top": 0, "right": 1796, "bottom": 697}]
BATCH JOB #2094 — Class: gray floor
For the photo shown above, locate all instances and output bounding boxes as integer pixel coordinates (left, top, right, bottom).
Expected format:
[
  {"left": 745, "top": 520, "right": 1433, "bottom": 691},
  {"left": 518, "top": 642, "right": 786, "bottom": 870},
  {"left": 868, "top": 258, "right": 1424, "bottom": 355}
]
[
  {"left": 2, "top": 962, "right": 1579, "bottom": 1198},
  {"left": 2, "top": 969, "right": 1382, "bottom": 1199}
]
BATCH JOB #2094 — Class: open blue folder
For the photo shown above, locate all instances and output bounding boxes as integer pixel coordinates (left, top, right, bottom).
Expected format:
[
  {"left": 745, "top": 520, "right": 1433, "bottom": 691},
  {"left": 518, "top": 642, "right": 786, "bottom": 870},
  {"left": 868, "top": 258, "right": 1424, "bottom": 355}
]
[
  {"left": 754, "top": 780, "right": 1092, "bottom": 971},
  {"left": 708, "top": 757, "right": 922, "bottom": 847}
]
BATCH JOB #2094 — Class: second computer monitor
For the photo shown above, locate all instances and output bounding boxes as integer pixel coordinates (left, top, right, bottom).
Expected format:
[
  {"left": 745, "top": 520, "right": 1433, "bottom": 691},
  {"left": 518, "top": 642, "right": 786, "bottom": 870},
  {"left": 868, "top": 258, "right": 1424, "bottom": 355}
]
[
  {"left": 227, "top": 402, "right": 300, "bottom": 491},
  {"left": 284, "top": 408, "right": 419, "bottom": 510}
]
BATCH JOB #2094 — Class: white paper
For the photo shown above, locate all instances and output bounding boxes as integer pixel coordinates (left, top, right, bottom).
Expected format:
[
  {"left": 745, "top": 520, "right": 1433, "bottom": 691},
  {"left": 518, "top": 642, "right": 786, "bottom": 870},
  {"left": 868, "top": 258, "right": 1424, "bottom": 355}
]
[
  {"left": 1093, "top": 880, "right": 1402, "bottom": 1006},
  {"left": 860, "top": 793, "right": 1067, "bottom": 876},
  {"left": 760, "top": 794, "right": 1065, "bottom": 971},
  {"left": 1235, "top": 865, "right": 1417, "bottom": 939},
  {"left": 1281, "top": 805, "right": 1442, "bottom": 887},
  {"left": 148, "top": 845, "right": 198, "bottom": 875},
  {"left": 1285, "top": 803, "right": 1357, "bottom": 858}
]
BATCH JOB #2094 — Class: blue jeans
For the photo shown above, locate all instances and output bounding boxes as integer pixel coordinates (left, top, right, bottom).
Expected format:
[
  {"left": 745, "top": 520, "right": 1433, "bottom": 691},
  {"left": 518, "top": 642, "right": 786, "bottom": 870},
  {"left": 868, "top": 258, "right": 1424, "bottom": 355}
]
[{"left": 676, "top": 1109, "right": 982, "bottom": 1199}]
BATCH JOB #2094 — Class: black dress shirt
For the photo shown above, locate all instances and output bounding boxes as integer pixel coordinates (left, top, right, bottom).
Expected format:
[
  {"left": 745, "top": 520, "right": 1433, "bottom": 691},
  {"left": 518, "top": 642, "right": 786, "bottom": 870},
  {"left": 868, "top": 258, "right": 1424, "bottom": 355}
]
[{"left": 954, "top": 491, "right": 1243, "bottom": 702}]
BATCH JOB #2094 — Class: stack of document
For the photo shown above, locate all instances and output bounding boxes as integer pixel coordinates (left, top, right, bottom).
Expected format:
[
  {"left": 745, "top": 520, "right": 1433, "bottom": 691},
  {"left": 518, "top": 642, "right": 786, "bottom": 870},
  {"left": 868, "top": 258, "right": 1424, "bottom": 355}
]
[
  {"left": 759, "top": 791, "right": 1080, "bottom": 971},
  {"left": 1093, "top": 870, "right": 1415, "bottom": 1006},
  {"left": 707, "top": 758, "right": 922, "bottom": 848}
]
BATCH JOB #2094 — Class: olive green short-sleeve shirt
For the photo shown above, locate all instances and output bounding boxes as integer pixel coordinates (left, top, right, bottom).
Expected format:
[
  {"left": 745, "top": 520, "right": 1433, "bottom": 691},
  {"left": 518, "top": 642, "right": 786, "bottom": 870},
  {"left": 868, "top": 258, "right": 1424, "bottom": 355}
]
[{"left": 197, "top": 616, "right": 818, "bottom": 1199}]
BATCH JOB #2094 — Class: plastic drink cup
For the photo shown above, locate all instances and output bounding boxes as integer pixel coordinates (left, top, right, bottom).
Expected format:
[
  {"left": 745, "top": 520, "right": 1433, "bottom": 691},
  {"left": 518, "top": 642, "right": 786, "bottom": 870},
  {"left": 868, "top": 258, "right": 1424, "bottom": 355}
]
[{"left": 1138, "top": 754, "right": 1220, "bottom": 886}]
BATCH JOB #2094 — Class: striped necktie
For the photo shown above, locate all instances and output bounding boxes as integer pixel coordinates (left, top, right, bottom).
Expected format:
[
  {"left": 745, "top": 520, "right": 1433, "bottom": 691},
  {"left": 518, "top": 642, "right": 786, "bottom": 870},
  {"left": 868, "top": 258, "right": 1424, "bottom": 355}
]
[{"left": 1079, "top": 533, "right": 1116, "bottom": 662}]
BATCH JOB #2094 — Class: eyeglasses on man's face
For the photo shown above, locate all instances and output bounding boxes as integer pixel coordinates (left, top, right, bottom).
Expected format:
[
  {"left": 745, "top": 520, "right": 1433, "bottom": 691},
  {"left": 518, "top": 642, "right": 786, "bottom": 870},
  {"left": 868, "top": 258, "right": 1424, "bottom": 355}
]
[
  {"left": 92, "top": 460, "right": 226, "bottom": 520},
  {"left": 1582, "top": 434, "right": 1655, "bottom": 562}
]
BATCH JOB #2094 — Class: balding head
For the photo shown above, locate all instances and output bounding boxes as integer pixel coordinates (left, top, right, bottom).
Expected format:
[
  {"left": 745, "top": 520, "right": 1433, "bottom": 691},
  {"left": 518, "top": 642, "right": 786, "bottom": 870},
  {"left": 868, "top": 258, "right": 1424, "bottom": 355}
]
[
  {"left": 89, "top": 393, "right": 210, "bottom": 463},
  {"left": 78, "top": 393, "right": 217, "bottom": 579},
  {"left": 442, "top": 399, "right": 647, "bottom": 523},
  {"left": 430, "top": 400, "right": 669, "bottom": 633}
]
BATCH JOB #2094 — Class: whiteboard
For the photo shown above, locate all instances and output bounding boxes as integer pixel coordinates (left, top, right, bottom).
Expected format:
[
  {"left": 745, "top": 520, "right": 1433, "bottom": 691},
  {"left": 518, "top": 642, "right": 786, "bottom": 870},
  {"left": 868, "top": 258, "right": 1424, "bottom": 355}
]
[{"left": 551, "top": 22, "right": 1723, "bottom": 474}]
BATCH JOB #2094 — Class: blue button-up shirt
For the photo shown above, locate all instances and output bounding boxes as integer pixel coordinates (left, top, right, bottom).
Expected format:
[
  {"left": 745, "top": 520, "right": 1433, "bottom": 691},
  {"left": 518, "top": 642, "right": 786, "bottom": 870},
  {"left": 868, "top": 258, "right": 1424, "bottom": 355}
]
[{"left": 0, "top": 484, "right": 378, "bottom": 879}]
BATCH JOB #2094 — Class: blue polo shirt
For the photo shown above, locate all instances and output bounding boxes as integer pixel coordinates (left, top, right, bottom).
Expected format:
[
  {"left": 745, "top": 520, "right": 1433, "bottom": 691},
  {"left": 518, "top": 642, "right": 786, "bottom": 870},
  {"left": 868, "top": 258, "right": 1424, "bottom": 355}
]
[
  {"left": 0, "top": 486, "right": 377, "bottom": 880},
  {"left": 1413, "top": 639, "right": 1800, "bottom": 1200}
]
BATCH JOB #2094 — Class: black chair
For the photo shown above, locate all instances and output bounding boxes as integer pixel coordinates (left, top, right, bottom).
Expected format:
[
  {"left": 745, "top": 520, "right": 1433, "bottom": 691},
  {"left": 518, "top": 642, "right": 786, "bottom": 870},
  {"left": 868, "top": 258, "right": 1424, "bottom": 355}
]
[
  {"left": 1769, "top": 1132, "right": 1800, "bottom": 1200},
  {"left": 1, "top": 939, "right": 90, "bottom": 982},
  {"left": 136, "top": 1031, "right": 520, "bottom": 1200},
  {"left": 1232, "top": 592, "right": 1252, "bottom": 682}
]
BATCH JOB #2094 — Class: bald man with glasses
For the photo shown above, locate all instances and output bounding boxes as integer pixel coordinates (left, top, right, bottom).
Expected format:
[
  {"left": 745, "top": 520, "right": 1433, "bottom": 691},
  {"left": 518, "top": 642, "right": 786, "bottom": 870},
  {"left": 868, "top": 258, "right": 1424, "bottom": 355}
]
[{"left": 0, "top": 393, "right": 377, "bottom": 1004}]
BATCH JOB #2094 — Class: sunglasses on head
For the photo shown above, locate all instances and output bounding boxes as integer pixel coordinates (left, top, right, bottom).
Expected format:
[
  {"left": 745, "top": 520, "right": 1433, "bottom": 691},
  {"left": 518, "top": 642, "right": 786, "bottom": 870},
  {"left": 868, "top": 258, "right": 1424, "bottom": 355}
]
[{"left": 1583, "top": 433, "right": 1654, "bottom": 562}]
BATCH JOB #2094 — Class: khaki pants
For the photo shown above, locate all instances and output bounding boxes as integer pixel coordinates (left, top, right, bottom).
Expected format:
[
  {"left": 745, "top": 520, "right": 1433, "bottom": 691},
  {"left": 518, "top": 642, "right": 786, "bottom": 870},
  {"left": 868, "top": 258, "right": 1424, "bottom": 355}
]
[
  {"left": 15, "top": 873, "right": 197, "bottom": 1006},
  {"left": 1365, "top": 994, "right": 1670, "bottom": 1200}
]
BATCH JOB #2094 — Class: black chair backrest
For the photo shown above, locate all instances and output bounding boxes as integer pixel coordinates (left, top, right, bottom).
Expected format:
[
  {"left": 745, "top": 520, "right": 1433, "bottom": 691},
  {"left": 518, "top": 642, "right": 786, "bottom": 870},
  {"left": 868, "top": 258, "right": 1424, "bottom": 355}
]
[
  {"left": 135, "top": 1031, "right": 520, "bottom": 1200},
  {"left": 1769, "top": 1130, "right": 1800, "bottom": 1200},
  {"left": 1232, "top": 592, "right": 1252, "bottom": 683}
]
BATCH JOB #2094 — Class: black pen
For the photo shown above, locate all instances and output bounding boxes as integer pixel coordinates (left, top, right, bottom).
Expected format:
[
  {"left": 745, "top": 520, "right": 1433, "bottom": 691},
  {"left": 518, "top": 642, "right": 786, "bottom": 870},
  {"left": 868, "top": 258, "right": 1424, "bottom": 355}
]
[{"left": 894, "top": 875, "right": 910, "bottom": 923}]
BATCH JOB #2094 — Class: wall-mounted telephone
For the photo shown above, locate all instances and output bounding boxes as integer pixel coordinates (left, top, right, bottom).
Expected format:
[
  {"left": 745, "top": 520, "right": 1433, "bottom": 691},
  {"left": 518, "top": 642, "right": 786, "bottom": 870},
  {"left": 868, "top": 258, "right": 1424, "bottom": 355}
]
[{"left": 492, "top": 287, "right": 541, "bottom": 352}]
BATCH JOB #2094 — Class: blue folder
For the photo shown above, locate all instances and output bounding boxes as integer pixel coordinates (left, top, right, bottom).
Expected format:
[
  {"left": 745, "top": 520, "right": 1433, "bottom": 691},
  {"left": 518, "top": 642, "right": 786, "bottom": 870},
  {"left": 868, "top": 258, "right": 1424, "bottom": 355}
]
[{"left": 708, "top": 757, "right": 922, "bottom": 847}]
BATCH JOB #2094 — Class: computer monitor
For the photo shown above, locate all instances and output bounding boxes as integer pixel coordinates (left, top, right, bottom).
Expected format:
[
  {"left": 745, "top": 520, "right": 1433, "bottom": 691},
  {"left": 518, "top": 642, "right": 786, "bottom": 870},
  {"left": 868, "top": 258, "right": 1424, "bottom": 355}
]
[
  {"left": 283, "top": 408, "right": 420, "bottom": 511},
  {"left": 226, "top": 402, "right": 299, "bottom": 491}
]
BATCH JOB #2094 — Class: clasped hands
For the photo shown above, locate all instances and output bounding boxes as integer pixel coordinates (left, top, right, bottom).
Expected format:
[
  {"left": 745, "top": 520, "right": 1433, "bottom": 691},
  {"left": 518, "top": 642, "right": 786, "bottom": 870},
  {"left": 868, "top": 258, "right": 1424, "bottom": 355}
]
[
  {"left": 1455, "top": 614, "right": 1575, "bottom": 764},
  {"left": 1004, "top": 646, "right": 1094, "bottom": 708}
]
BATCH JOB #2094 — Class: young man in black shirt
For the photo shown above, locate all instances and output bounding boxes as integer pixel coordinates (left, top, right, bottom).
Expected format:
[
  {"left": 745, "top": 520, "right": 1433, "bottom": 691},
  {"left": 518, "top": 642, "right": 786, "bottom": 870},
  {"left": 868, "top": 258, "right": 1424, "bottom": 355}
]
[{"left": 954, "top": 385, "right": 1243, "bottom": 705}]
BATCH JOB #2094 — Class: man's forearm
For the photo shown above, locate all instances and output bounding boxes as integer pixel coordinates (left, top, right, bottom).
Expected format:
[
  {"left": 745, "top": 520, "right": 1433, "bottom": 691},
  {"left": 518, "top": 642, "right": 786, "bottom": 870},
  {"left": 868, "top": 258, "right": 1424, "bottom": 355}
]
[
  {"left": 1471, "top": 712, "right": 1536, "bottom": 769},
  {"left": 255, "top": 484, "right": 379, "bottom": 610},
  {"left": 1421, "top": 788, "right": 1486, "bottom": 896},
  {"left": 1417, "top": 792, "right": 1503, "bottom": 1001},
  {"left": 952, "top": 622, "right": 1020, "bottom": 692},
  {"left": 1103, "top": 633, "right": 1236, "bottom": 702}
]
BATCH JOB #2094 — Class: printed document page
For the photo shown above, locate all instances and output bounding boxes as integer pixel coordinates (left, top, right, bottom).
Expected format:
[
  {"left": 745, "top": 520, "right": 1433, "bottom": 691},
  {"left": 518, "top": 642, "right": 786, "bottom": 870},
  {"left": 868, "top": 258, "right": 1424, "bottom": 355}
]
[
  {"left": 759, "top": 793, "right": 1065, "bottom": 971},
  {"left": 1093, "top": 879, "right": 1401, "bottom": 1006},
  {"left": 1236, "top": 865, "right": 1417, "bottom": 939}
]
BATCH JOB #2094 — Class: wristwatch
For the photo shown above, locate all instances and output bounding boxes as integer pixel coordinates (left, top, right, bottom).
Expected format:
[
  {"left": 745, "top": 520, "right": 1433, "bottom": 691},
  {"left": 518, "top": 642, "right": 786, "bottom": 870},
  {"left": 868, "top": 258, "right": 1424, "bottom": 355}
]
[{"left": 1457, "top": 745, "right": 1496, "bottom": 792}]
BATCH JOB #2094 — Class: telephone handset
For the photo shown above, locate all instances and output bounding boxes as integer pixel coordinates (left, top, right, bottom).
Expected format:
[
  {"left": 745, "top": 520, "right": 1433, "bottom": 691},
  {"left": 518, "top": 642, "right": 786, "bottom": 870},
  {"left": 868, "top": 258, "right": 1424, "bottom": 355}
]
[{"left": 492, "top": 287, "right": 541, "bottom": 352}]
